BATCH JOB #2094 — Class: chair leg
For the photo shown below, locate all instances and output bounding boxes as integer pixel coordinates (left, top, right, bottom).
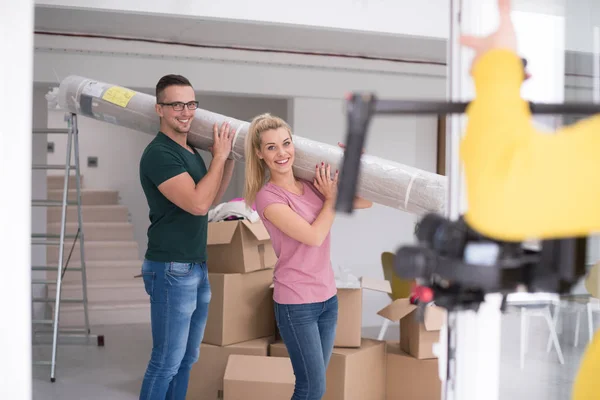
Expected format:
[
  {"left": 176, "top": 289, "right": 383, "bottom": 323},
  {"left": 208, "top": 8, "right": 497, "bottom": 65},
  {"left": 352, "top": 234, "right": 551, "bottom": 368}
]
[
  {"left": 378, "top": 319, "right": 390, "bottom": 341},
  {"left": 555, "top": 304, "right": 562, "bottom": 335},
  {"left": 587, "top": 302, "right": 594, "bottom": 344},
  {"left": 543, "top": 307, "right": 565, "bottom": 365},
  {"left": 546, "top": 305, "right": 561, "bottom": 353},
  {"left": 574, "top": 310, "right": 581, "bottom": 347},
  {"left": 520, "top": 308, "right": 527, "bottom": 369}
]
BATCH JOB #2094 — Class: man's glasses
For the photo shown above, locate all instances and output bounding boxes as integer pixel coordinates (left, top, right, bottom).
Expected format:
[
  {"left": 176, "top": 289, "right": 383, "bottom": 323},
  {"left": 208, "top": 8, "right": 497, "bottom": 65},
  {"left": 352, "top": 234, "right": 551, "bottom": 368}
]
[{"left": 158, "top": 101, "right": 199, "bottom": 111}]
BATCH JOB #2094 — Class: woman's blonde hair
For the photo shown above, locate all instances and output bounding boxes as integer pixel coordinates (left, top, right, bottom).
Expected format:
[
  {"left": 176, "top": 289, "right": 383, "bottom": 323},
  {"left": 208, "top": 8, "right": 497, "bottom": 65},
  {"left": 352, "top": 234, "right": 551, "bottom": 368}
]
[{"left": 243, "top": 113, "right": 293, "bottom": 207}]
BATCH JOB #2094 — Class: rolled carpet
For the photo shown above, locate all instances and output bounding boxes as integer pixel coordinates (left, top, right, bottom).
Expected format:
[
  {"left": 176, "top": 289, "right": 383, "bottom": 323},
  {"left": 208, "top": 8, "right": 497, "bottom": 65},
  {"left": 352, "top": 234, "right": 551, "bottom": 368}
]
[{"left": 56, "top": 75, "right": 447, "bottom": 216}]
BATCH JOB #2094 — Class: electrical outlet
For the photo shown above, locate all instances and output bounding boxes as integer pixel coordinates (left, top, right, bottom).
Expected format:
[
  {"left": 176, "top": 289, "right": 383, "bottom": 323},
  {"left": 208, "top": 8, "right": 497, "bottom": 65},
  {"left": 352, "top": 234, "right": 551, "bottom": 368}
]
[
  {"left": 47, "top": 142, "right": 54, "bottom": 153},
  {"left": 88, "top": 156, "right": 98, "bottom": 168}
]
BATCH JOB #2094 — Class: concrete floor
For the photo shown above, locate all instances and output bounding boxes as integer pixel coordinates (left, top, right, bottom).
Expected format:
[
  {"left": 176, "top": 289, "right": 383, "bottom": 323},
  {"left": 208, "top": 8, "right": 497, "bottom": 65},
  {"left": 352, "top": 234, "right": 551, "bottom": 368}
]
[{"left": 32, "top": 307, "right": 596, "bottom": 400}]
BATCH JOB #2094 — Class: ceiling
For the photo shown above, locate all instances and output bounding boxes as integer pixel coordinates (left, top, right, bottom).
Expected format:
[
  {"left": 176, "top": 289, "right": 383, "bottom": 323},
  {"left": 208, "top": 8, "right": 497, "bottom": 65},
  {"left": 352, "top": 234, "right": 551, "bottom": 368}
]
[
  {"left": 33, "top": 6, "right": 448, "bottom": 65},
  {"left": 35, "top": 2, "right": 589, "bottom": 66}
]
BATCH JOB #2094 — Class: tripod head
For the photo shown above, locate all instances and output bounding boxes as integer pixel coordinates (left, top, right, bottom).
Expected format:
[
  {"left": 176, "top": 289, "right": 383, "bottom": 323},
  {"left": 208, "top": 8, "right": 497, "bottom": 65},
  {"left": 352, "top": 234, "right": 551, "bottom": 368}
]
[{"left": 394, "top": 213, "right": 588, "bottom": 313}]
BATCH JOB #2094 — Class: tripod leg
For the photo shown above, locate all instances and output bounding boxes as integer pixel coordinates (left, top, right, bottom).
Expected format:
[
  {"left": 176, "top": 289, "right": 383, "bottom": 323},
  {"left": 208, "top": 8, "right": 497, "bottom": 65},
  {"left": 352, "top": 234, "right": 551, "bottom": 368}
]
[
  {"left": 520, "top": 308, "right": 527, "bottom": 369},
  {"left": 446, "top": 294, "right": 503, "bottom": 400}
]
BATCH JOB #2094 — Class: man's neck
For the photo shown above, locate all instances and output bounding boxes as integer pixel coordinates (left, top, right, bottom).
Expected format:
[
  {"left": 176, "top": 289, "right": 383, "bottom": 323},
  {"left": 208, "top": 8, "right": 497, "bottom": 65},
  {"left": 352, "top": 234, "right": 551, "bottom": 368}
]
[{"left": 161, "top": 128, "right": 188, "bottom": 149}]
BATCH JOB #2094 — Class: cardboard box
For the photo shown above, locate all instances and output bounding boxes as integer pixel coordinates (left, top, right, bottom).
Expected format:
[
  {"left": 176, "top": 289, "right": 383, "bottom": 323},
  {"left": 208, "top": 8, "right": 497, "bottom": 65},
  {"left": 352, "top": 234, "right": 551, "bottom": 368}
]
[
  {"left": 270, "top": 338, "right": 386, "bottom": 400},
  {"left": 377, "top": 299, "right": 445, "bottom": 359},
  {"left": 207, "top": 219, "right": 277, "bottom": 274},
  {"left": 386, "top": 341, "right": 441, "bottom": 400},
  {"left": 203, "top": 269, "right": 276, "bottom": 346},
  {"left": 223, "top": 354, "right": 295, "bottom": 400},
  {"left": 335, "top": 277, "right": 392, "bottom": 347},
  {"left": 187, "top": 337, "right": 274, "bottom": 400}
]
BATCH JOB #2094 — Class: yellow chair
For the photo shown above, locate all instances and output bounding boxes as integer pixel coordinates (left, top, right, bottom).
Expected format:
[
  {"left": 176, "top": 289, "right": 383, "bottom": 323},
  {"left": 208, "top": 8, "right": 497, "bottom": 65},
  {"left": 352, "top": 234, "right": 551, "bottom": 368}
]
[
  {"left": 381, "top": 251, "right": 413, "bottom": 300},
  {"left": 378, "top": 251, "right": 413, "bottom": 340},
  {"left": 584, "top": 263, "right": 599, "bottom": 298}
]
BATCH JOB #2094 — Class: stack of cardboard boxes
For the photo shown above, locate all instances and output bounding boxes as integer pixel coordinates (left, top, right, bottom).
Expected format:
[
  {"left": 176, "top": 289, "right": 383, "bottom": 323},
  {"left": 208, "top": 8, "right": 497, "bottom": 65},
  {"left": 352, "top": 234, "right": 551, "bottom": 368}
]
[
  {"left": 267, "top": 279, "right": 445, "bottom": 400},
  {"left": 376, "top": 298, "right": 445, "bottom": 399},
  {"left": 186, "top": 217, "right": 444, "bottom": 399},
  {"left": 186, "top": 218, "right": 279, "bottom": 399},
  {"left": 268, "top": 278, "right": 392, "bottom": 400}
]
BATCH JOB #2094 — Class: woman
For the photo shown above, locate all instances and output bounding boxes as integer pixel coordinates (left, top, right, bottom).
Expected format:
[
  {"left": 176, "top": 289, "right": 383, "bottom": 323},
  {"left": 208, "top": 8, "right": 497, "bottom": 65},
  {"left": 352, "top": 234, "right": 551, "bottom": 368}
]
[
  {"left": 243, "top": 113, "right": 372, "bottom": 400},
  {"left": 460, "top": 1, "right": 600, "bottom": 398}
]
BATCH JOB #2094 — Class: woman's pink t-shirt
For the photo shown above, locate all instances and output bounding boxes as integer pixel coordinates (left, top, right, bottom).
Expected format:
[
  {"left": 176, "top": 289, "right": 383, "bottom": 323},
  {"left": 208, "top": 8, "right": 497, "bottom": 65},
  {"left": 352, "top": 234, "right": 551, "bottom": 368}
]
[{"left": 255, "top": 179, "right": 337, "bottom": 305}]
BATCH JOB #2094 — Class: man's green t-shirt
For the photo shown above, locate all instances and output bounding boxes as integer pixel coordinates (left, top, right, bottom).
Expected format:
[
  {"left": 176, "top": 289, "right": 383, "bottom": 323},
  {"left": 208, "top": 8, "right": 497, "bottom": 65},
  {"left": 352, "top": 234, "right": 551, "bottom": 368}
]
[{"left": 139, "top": 132, "right": 208, "bottom": 263}]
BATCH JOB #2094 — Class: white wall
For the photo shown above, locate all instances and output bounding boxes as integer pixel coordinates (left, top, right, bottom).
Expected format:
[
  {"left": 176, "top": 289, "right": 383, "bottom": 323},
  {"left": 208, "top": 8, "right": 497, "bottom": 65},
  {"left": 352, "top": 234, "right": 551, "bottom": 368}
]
[
  {"left": 33, "top": 34, "right": 444, "bottom": 99},
  {"left": 2, "top": 2, "right": 34, "bottom": 398},
  {"left": 44, "top": 90, "right": 443, "bottom": 327},
  {"left": 43, "top": 87, "right": 441, "bottom": 328},
  {"left": 563, "top": 0, "right": 600, "bottom": 267},
  {"left": 46, "top": 93, "right": 288, "bottom": 260},
  {"left": 32, "top": 86, "right": 49, "bottom": 320},
  {"left": 564, "top": 0, "right": 600, "bottom": 54},
  {"left": 290, "top": 98, "right": 439, "bottom": 327},
  {"left": 34, "top": 32, "right": 445, "bottom": 327},
  {"left": 35, "top": 0, "right": 450, "bottom": 38},
  {"left": 564, "top": 59, "right": 600, "bottom": 266}
]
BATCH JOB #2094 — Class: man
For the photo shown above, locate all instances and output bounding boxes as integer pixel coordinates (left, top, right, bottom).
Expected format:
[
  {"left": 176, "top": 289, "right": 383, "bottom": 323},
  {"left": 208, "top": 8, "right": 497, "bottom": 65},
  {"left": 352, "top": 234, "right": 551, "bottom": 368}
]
[{"left": 138, "top": 74, "right": 235, "bottom": 399}]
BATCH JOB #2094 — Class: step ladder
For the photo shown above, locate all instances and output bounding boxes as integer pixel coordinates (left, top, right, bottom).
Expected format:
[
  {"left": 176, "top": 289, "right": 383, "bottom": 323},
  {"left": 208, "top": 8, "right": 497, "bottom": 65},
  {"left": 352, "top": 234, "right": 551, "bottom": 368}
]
[{"left": 31, "top": 112, "right": 104, "bottom": 383}]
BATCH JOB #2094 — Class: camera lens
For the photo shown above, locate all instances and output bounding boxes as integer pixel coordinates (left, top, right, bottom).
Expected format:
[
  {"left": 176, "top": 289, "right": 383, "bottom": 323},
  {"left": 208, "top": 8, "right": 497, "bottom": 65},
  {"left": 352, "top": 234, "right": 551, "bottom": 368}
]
[
  {"left": 416, "top": 213, "right": 467, "bottom": 258},
  {"left": 394, "top": 245, "right": 436, "bottom": 280}
]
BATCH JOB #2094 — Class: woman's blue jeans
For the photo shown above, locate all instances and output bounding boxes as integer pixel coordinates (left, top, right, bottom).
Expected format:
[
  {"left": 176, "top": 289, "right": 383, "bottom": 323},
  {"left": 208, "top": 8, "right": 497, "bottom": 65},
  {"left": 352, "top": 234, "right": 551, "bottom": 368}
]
[
  {"left": 274, "top": 294, "right": 338, "bottom": 400},
  {"left": 139, "top": 260, "right": 211, "bottom": 400}
]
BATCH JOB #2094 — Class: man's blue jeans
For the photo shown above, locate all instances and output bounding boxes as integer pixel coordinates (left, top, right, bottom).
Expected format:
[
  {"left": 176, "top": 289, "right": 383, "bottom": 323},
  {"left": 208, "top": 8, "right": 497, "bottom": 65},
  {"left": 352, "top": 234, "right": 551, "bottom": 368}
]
[
  {"left": 274, "top": 294, "right": 338, "bottom": 400},
  {"left": 139, "top": 260, "right": 211, "bottom": 400}
]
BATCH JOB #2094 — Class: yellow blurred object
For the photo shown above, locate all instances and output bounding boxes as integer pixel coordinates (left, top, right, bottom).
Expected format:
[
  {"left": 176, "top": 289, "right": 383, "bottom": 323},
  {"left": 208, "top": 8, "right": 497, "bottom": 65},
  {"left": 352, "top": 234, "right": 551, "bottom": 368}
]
[
  {"left": 381, "top": 251, "right": 412, "bottom": 300},
  {"left": 461, "top": 49, "right": 600, "bottom": 242},
  {"left": 572, "top": 262, "right": 600, "bottom": 399},
  {"left": 572, "top": 329, "right": 600, "bottom": 400},
  {"left": 571, "top": 262, "right": 600, "bottom": 399}
]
